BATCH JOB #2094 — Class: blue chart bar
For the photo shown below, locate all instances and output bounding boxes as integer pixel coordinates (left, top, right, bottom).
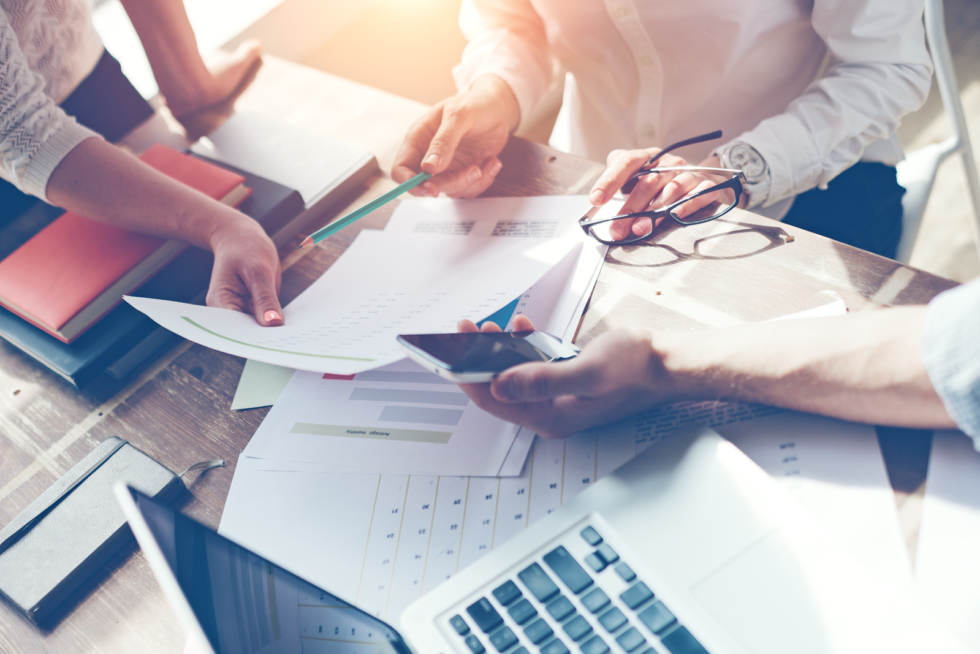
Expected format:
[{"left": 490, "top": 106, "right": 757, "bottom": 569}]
[
  {"left": 350, "top": 388, "right": 470, "bottom": 406},
  {"left": 478, "top": 296, "right": 520, "bottom": 329},
  {"left": 355, "top": 371, "right": 455, "bottom": 384},
  {"left": 379, "top": 406, "right": 464, "bottom": 426}
]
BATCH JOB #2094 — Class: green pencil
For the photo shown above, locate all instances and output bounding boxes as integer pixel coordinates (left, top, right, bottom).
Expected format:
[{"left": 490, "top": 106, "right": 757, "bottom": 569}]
[{"left": 298, "top": 171, "right": 433, "bottom": 248}]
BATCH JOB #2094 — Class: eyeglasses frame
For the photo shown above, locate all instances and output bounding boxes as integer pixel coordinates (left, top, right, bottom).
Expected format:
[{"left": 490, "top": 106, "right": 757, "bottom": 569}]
[{"left": 579, "top": 166, "right": 745, "bottom": 245}]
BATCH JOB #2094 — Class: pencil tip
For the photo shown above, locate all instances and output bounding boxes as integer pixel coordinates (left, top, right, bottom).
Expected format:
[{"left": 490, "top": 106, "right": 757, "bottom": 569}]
[{"left": 299, "top": 236, "right": 314, "bottom": 249}]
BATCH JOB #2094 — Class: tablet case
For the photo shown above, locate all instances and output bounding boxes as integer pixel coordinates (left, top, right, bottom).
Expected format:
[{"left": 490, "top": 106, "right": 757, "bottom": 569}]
[{"left": 0, "top": 438, "right": 186, "bottom": 625}]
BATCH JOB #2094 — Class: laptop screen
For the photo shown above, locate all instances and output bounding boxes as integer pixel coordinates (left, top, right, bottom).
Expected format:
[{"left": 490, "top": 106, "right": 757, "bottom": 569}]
[{"left": 134, "top": 491, "right": 412, "bottom": 654}]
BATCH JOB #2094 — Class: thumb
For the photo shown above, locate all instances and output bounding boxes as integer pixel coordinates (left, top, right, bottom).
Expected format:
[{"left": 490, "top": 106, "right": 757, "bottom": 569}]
[
  {"left": 491, "top": 357, "right": 596, "bottom": 403},
  {"left": 243, "top": 267, "right": 284, "bottom": 326},
  {"left": 421, "top": 109, "right": 469, "bottom": 175}
]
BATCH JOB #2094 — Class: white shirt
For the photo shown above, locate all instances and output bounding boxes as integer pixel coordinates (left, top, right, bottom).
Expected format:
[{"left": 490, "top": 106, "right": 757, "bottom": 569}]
[
  {"left": 1, "top": 0, "right": 103, "bottom": 201},
  {"left": 453, "top": 0, "right": 933, "bottom": 211}
]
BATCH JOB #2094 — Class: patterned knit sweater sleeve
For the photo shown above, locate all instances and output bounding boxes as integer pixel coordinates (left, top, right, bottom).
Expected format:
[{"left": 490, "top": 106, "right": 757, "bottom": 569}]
[{"left": 0, "top": 4, "right": 100, "bottom": 202}]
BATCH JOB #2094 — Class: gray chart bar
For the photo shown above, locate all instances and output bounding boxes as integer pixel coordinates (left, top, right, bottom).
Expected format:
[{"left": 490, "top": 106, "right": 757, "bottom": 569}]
[
  {"left": 355, "top": 371, "right": 455, "bottom": 384},
  {"left": 379, "top": 405, "right": 464, "bottom": 426},
  {"left": 349, "top": 388, "right": 470, "bottom": 406}
]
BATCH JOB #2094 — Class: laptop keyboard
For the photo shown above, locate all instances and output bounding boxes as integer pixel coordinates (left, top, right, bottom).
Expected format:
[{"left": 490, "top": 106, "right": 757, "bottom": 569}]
[{"left": 445, "top": 524, "right": 709, "bottom": 654}]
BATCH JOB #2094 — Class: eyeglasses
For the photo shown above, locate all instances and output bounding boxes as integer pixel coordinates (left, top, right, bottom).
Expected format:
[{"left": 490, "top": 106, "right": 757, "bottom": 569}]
[{"left": 579, "top": 130, "right": 745, "bottom": 245}]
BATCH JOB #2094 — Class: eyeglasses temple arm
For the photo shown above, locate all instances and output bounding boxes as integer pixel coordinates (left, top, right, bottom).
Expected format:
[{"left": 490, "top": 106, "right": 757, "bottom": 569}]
[{"left": 647, "top": 129, "right": 723, "bottom": 165}]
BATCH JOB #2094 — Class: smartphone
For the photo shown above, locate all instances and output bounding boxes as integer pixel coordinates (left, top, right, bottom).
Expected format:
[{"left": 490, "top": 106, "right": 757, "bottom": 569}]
[{"left": 396, "top": 331, "right": 581, "bottom": 383}]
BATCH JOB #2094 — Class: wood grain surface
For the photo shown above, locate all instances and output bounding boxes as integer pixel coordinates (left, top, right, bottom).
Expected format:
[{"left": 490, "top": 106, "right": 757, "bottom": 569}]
[{"left": 0, "top": 57, "right": 957, "bottom": 653}]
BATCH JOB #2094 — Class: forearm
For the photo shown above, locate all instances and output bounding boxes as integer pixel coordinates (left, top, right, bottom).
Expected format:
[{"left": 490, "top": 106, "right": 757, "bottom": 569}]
[
  {"left": 658, "top": 307, "right": 955, "bottom": 429},
  {"left": 118, "top": 0, "right": 211, "bottom": 102},
  {"left": 45, "top": 137, "right": 244, "bottom": 250}
]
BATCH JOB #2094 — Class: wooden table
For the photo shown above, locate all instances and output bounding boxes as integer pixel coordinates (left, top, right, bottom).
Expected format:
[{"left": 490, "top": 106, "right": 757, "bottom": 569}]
[{"left": 0, "top": 56, "right": 958, "bottom": 653}]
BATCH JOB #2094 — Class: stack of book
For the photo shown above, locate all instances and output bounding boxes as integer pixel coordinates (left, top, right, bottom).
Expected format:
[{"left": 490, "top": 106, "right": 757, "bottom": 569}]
[{"left": 0, "top": 113, "right": 377, "bottom": 387}]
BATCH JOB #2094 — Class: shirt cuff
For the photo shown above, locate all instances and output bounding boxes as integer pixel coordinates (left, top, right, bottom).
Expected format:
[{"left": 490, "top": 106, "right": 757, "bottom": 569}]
[
  {"left": 20, "top": 120, "right": 103, "bottom": 203},
  {"left": 922, "top": 281, "right": 980, "bottom": 445}
]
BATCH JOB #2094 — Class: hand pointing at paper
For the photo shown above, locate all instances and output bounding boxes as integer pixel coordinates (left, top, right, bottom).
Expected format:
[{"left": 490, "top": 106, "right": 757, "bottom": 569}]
[{"left": 392, "top": 75, "right": 518, "bottom": 199}]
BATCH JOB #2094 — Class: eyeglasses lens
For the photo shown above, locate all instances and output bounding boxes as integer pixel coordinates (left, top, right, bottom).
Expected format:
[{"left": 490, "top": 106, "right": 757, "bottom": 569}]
[
  {"left": 670, "top": 187, "right": 737, "bottom": 225},
  {"left": 588, "top": 215, "right": 655, "bottom": 244}
]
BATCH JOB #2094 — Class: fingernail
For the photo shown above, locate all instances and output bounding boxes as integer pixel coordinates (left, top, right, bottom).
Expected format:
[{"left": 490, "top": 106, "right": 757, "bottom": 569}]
[
  {"left": 489, "top": 160, "right": 503, "bottom": 176},
  {"left": 423, "top": 154, "right": 440, "bottom": 168},
  {"left": 467, "top": 167, "right": 483, "bottom": 184},
  {"left": 264, "top": 310, "right": 283, "bottom": 323},
  {"left": 589, "top": 189, "right": 604, "bottom": 205}
]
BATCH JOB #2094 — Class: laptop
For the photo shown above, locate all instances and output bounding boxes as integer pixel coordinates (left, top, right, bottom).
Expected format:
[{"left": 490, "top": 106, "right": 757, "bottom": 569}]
[{"left": 115, "top": 425, "right": 968, "bottom": 654}]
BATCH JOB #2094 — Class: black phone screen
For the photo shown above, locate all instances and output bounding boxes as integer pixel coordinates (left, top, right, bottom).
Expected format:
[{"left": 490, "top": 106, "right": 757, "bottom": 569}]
[{"left": 398, "top": 331, "right": 575, "bottom": 374}]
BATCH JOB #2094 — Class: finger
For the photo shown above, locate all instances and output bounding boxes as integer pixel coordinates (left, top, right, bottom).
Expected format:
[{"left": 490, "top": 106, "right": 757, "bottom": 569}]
[
  {"left": 392, "top": 108, "right": 442, "bottom": 186},
  {"left": 490, "top": 356, "right": 600, "bottom": 403},
  {"left": 621, "top": 169, "right": 680, "bottom": 214},
  {"left": 671, "top": 180, "right": 721, "bottom": 219},
  {"left": 589, "top": 150, "right": 651, "bottom": 205},
  {"left": 480, "top": 321, "right": 504, "bottom": 333},
  {"left": 660, "top": 172, "right": 708, "bottom": 206},
  {"left": 439, "top": 156, "right": 503, "bottom": 199},
  {"left": 241, "top": 263, "right": 284, "bottom": 326},
  {"left": 511, "top": 315, "right": 535, "bottom": 331},
  {"left": 421, "top": 106, "right": 472, "bottom": 176},
  {"left": 458, "top": 319, "right": 480, "bottom": 333}
]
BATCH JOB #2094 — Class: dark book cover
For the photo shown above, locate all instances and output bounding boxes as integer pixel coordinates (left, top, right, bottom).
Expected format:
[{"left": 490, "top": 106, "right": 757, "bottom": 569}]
[{"left": 0, "top": 163, "right": 304, "bottom": 387}]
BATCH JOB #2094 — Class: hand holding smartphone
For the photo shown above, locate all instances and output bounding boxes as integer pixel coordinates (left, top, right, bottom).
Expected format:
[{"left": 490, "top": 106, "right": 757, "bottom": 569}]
[{"left": 396, "top": 331, "right": 581, "bottom": 383}]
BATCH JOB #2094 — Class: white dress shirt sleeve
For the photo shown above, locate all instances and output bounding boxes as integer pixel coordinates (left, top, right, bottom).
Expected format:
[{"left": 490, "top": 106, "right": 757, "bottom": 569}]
[
  {"left": 923, "top": 279, "right": 980, "bottom": 449},
  {"left": 732, "top": 0, "right": 933, "bottom": 207},
  {"left": 0, "top": 7, "right": 100, "bottom": 202},
  {"left": 453, "top": 0, "right": 557, "bottom": 129}
]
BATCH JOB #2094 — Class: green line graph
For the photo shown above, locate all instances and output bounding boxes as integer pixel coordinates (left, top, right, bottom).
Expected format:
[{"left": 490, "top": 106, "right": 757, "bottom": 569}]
[{"left": 180, "top": 317, "right": 374, "bottom": 362}]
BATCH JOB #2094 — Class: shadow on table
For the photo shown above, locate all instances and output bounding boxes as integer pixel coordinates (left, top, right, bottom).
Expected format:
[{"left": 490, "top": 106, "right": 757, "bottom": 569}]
[{"left": 606, "top": 219, "right": 792, "bottom": 269}]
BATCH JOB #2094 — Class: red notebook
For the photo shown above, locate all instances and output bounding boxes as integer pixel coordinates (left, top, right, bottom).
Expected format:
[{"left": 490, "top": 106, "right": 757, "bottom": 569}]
[{"left": 0, "top": 145, "right": 250, "bottom": 343}]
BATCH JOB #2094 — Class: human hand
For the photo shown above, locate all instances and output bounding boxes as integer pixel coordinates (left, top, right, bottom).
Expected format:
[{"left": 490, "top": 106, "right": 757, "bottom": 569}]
[
  {"left": 166, "top": 40, "right": 264, "bottom": 122},
  {"left": 392, "top": 74, "right": 519, "bottom": 199},
  {"left": 206, "top": 216, "right": 284, "bottom": 326},
  {"left": 588, "top": 151, "right": 737, "bottom": 241},
  {"left": 455, "top": 317, "right": 673, "bottom": 439}
]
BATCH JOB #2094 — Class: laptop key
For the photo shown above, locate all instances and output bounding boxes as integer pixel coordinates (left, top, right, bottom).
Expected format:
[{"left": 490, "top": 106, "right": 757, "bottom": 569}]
[
  {"left": 519, "top": 563, "right": 561, "bottom": 603},
  {"left": 468, "top": 598, "right": 504, "bottom": 633},
  {"left": 451, "top": 614, "right": 471, "bottom": 635},
  {"left": 490, "top": 626, "right": 519, "bottom": 652},
  {"left": 546, "top": 596, "right": 576, "bottom": 621},
  {"left": 595, "top": 543, "right": 619, "bottom": 565},
  {"left": 637, "top": 601, "right": 676, "bottom": 635},
  {"left": 614, "top": 563, "right": 636, "bottom": 583},
  {"left": 615, "top": 627, "right": 646, "bottom": 653},
  {"left": 581, "top": 526, "right": 603, "bottom": 546},
  {"left": 541, "top": 639, "right": 570, "bottom": 654},
  {"left": 637, "top": 649, "right": 659, "bottom": 654},
  {"left": 509, "top": 598, "right": 538, "bottom": 625},
  {"left": 494, "top": 580, "right": 524, "bottom": 606},
  {"left": 524, "top": 618, "right": 555, "bottom": 644},
  {"left": 544, "top": 546, "right": 594, "bottom": 594},
  {"left": 597, "top": 607, "right": 627, "bottom": 632},
  {"left": 660, "top": 626, "right": 709, "bottom": 654},
  {"left": 562, "top": 615, "right": 593, "bottom": 642},
  {"left": 580, "top": 635, "right": 610, "bottom": 654},
  {"left": 584, "top": 553, "right": 607, "bottom": 573},
  {"left": 466, "top": 635, "right": 486, "bottom": 654},
  {"left": 620, "top": 582, "right": 653, "bottom": 610},
  {"left": 581, "top": 588, "right": 610, "bottom": 614},
  {"left": 514, "top": 648, "right": 530, "bottom": 654}
]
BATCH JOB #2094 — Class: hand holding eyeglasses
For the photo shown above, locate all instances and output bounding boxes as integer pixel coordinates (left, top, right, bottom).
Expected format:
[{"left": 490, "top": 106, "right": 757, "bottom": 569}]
[{"left": 582, "top": 131, "right": 747, "bottom": 245}]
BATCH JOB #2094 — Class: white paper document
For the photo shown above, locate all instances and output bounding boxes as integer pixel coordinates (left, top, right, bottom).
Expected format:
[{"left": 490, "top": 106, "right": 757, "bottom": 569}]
[
  {"left": 221, "top": 404, "right": 909, "bottom": 623},
  {"left": 127, "top": 229, "right": 580, "bottom": 374},
  {"left": 915, "top": 430, "right": 980, "bottom": 650},
  {"left": 241, "top": 359, "right": 521, "bottom": 477}
]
